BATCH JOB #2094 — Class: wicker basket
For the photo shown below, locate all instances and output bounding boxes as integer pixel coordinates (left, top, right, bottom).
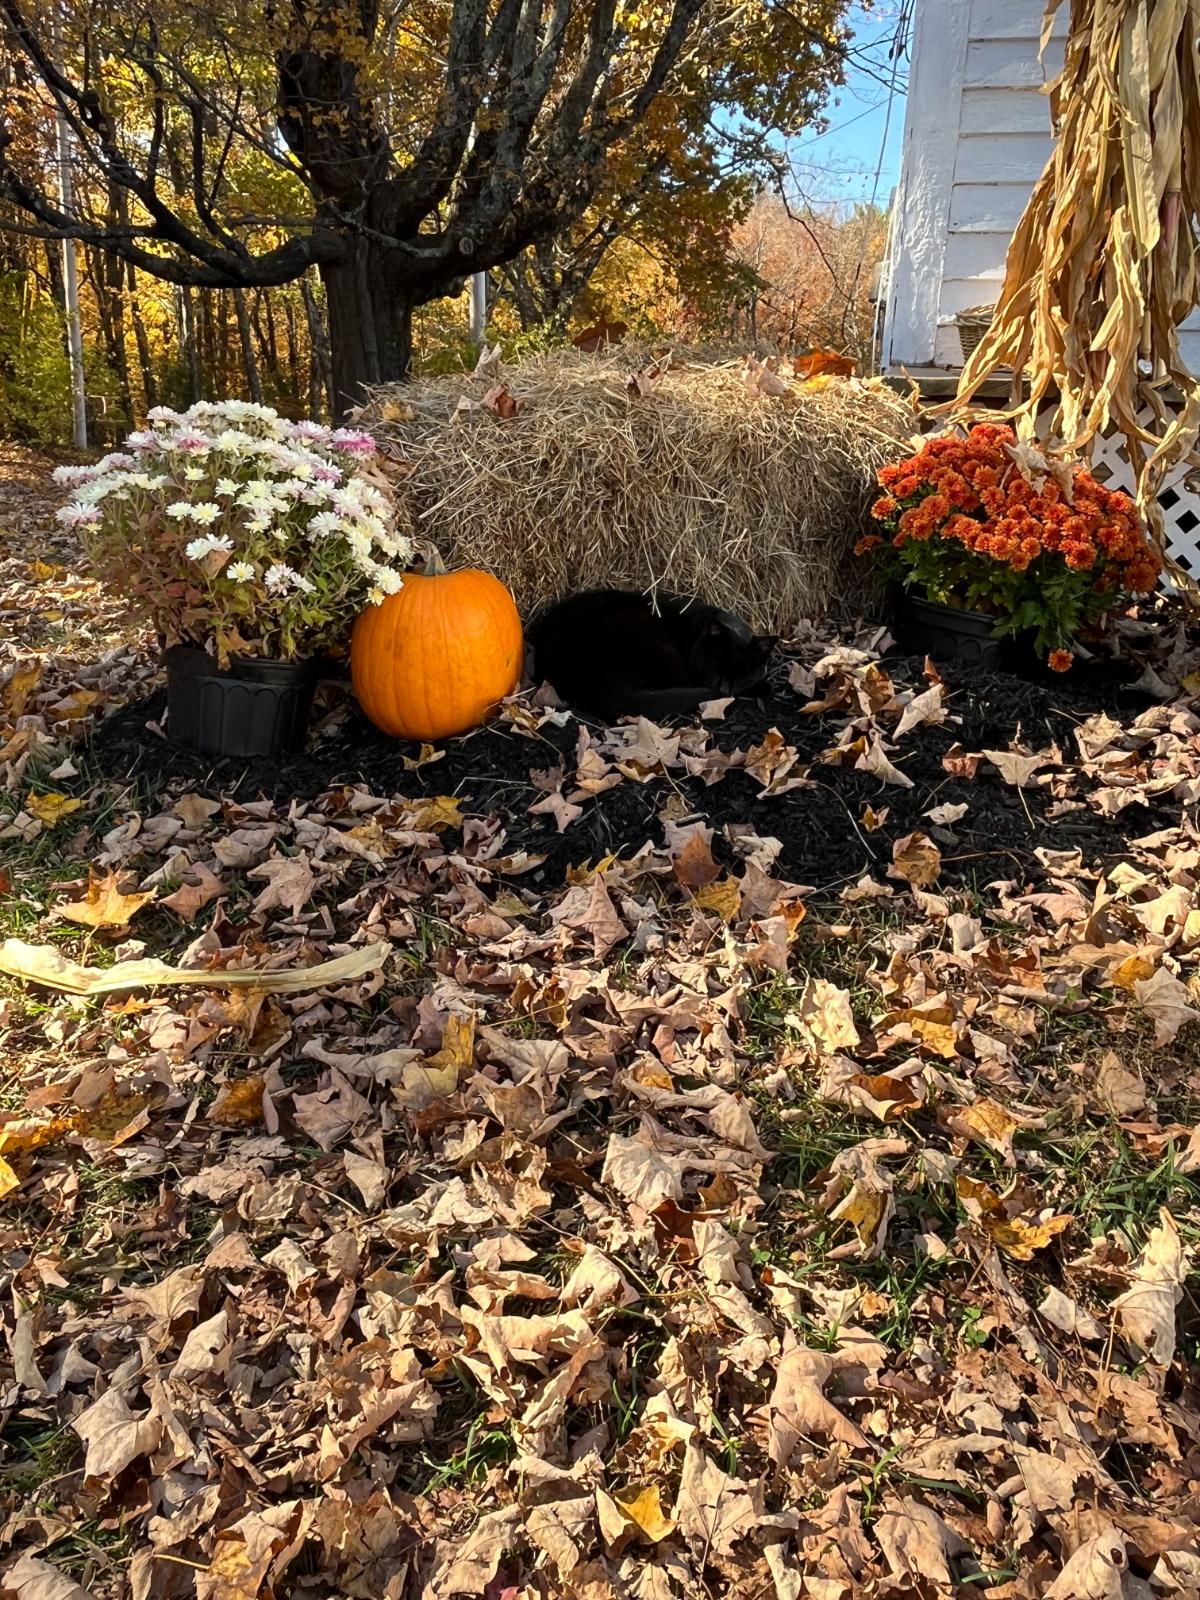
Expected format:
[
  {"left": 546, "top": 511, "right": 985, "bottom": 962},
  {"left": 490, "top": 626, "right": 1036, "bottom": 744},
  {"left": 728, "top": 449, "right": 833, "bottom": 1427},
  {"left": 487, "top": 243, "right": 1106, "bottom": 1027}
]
[{"left": 956, "top": 305, "right": 995, "bottom": 362}]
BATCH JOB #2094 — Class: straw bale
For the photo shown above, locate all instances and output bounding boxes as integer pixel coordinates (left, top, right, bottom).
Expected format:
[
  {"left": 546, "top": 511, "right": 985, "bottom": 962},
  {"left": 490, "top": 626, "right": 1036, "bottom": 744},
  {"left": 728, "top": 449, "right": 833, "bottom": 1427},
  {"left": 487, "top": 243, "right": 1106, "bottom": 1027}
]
[{"left": 357, "top": 347, "right": 913, "bottom": 631}]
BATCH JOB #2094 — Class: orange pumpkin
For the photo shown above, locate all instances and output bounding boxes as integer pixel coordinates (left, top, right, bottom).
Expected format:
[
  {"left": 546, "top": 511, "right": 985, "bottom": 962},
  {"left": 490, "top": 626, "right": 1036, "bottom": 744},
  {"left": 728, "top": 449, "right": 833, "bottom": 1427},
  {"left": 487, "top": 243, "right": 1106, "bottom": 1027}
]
[{"left": 351, "top": 562, "right": 523, "bottom": 741}]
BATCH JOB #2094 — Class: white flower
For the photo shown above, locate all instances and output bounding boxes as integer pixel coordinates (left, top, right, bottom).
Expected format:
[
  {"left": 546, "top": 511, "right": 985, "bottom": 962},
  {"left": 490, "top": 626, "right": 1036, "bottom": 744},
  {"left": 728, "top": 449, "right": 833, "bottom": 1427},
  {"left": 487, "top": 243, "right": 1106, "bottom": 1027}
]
[
  {"left": 184, "top": 466, "right": 206, "bottom": 482},
  {"left": 187, "top": 502, "right": 223, "bottom": 526},
  {"left": 185, "top": 534, "right": 234, "bottom": 560},
  {"left": 215, "top": 477, "right": 240, "bottom": 497},
  {"left": 52, "top": 464, "right": 96, "bottom": 486},
  {"left": 227, "top": 560, "right": 257, "bottom": 582},
  {"left": 146, "top": 405, "right": 182, "bottom": 424},
  {"left": 290, "top": 419, "right": 331, "bottom": 441},
  {"left": 56, "top": 503, "right": 102, "bottom": 528},
  {"left": 165, "top": 501, "right": 194, "bottom": 519},
  {"left": 264, "top": 562, "right": 299, "bottom": 592},
  {"left": 367, "top": 566, "right": 403, "bottom": 595},
  {"left": 215, "top": 430, "right": 253, "bottom": 456},
  {"left": 307, "top": 510, "right": 343, "bottom": 537}
]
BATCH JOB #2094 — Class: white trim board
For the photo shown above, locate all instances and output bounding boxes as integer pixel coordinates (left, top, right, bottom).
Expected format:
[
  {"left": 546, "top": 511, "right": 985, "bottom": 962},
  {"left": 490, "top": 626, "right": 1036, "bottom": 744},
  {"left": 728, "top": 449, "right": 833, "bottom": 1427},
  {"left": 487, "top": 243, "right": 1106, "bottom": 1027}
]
[{"left": 882, "top": 0, "right": 972, "bottom": 369}]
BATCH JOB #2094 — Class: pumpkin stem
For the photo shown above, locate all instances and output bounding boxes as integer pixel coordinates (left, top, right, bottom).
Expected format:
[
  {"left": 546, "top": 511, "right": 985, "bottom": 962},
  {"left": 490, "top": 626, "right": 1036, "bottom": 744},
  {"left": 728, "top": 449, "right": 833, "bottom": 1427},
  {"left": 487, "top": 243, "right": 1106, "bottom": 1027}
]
[{"left": 416, "top": 540, "right": 448, "bottom": 576}]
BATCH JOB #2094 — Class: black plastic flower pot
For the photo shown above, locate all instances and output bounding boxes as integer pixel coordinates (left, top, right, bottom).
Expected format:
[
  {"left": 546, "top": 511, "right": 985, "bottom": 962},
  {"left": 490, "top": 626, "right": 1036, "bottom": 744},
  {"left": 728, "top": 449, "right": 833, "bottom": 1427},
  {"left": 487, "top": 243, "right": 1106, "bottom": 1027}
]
[
  {"left": 164, "top": 645, "right": 319, "bottom": 757},
  {"left": 893, "top": 592, "right": 1006, "bottom": 670}
]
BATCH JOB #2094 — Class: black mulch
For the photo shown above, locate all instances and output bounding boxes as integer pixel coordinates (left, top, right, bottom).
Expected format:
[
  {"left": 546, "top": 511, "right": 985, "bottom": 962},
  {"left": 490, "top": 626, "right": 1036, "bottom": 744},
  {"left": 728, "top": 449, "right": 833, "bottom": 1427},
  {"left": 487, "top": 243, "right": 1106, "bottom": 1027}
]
[{"left": 83, "top": 654, "right": 1178, "bottom": 897}]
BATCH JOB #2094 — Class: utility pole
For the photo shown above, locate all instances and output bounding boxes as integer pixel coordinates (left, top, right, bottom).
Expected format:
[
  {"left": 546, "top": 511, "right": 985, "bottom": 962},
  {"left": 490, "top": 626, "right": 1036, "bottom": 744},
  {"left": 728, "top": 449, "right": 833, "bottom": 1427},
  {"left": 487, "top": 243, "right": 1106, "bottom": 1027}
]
[{"left": 52, "top": 9, "right": 87, "bottom": 450}]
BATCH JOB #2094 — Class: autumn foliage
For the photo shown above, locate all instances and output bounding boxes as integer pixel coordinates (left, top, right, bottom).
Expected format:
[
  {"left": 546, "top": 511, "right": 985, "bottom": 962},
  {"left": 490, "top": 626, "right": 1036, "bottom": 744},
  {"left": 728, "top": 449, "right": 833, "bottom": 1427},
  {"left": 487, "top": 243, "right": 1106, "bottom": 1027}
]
[{"left": 857, "top": 424, "right": 1162, "bottom": 662}]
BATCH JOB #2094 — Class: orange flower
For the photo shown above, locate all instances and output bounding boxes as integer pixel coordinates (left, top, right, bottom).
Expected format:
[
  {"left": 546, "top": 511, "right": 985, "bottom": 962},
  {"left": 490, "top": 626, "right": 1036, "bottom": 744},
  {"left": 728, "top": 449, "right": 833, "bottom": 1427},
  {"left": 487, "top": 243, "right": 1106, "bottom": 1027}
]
[
  {"left": 871, "top": 496, "right": 899, "bottom": 520},
  {"left": 855, "top": 533, "right": 884, "bottom": 556},
  {"left": 1048, "top": 650, "right": 1073, "bottom": 673}
]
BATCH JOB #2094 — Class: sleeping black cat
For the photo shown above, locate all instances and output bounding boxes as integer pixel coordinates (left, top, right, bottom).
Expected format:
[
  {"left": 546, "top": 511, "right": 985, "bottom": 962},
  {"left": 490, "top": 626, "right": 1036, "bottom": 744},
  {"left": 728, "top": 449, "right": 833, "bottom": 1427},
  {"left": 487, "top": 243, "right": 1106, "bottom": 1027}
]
[{"left": 528, "top": 589, "right": 775, "bottom": 721}]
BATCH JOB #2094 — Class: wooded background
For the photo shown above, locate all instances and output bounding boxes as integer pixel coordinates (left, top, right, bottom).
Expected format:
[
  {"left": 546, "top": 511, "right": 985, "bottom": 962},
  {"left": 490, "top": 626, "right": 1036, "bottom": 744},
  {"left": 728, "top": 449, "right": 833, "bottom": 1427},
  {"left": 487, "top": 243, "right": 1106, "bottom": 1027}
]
[{"left": 0, "top": 0, "right": 887, "bottom": 441}]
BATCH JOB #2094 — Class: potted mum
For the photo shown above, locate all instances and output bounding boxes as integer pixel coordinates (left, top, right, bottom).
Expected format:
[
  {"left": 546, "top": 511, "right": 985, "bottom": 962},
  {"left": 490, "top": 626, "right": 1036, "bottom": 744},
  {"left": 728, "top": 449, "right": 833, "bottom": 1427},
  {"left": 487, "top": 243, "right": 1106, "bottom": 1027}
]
[
  {"left": 857, "top": 422, "right": 1162, "bottom": 670},
  {"left": 55, "top": 400, "right": 412, "bottom": 756}
]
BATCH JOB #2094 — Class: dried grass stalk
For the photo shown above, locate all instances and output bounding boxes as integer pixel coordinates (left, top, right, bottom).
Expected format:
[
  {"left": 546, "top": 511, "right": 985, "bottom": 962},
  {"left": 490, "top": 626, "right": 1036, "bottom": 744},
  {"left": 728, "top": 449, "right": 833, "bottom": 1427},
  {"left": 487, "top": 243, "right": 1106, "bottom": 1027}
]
[
  {"left": 356, "top": 347, "right": 912, "bottom": 631},
  {"left": 949, "top": 0, "right": 1200, "bottom": 587}
]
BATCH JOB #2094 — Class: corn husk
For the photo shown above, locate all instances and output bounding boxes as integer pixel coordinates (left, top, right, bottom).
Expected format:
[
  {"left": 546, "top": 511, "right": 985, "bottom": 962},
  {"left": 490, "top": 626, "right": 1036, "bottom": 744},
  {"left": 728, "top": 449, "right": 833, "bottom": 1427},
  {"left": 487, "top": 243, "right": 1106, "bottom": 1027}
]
[{"left": 948, "top": 0, "right": 1200, "bottom": 590}]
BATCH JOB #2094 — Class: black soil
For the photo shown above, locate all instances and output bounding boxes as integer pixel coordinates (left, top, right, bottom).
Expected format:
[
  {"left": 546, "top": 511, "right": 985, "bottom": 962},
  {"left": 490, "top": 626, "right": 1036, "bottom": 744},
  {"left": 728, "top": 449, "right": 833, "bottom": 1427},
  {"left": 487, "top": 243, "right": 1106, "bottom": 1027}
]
[{"left": 83, "top": 653, "right": 1178, "bottom": 896}]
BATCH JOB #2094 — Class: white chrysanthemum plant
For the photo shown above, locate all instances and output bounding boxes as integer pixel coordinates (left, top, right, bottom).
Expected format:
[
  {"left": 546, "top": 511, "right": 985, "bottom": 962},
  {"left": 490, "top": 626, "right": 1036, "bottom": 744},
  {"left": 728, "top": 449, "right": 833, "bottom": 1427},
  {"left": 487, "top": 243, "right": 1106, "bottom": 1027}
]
[{"left": 54, "top": 400, "right": 413, "bottom": 665}]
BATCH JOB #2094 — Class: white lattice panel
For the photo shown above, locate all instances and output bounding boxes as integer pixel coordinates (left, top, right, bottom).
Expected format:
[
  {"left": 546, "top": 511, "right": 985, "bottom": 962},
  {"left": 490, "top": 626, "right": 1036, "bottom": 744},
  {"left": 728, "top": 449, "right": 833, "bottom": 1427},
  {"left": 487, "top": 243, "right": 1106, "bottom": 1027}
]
[{"left": 1084, "top": 413, "right": 1200, "bottom": 581}]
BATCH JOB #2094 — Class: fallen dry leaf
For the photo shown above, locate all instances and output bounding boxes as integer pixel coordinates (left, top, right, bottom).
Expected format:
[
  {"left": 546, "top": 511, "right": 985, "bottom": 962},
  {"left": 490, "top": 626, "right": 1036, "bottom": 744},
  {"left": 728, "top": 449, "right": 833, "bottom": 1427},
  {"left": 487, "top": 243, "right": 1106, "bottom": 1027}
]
[
  {"left": 56, "top": 871, "right": 156, "bottom": 930},
  {"left": 1133, "top": 966, "right": 1200, "bottom": 1045},
  {"left": 794, "top": 977, "right": 861, "bottom": 1051},
  {"left": 25, "top": 792, "right": 84, "bottom": 828},
  {"left": 1113, "top": 1208, "right": 1191, "bottom": 1366},
  {"left": 889, "top": 831, "right": 942, "bottom": 887}
]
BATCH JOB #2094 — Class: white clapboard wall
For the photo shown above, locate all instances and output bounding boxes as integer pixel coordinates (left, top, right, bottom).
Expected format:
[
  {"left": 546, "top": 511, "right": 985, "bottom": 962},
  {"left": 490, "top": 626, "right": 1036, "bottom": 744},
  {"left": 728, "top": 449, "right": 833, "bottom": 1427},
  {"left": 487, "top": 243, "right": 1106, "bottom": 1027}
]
[{"left": 883, "top": 0, "right": 1200, "bottom": 372}]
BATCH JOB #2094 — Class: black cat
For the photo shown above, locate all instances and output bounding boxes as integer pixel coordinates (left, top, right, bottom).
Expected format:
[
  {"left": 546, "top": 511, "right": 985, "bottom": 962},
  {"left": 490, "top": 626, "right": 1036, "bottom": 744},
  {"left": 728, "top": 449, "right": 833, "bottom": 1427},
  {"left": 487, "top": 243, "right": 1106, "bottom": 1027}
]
[{"left": 528, "top": 589, "right": 775, "bottom": 721}]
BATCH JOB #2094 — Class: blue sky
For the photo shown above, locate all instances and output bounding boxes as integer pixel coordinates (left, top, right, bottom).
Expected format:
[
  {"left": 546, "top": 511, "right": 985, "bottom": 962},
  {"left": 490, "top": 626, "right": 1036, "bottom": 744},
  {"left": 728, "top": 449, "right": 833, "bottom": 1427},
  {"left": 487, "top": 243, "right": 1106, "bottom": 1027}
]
[{"left": 787, "top": 1, "right": 911, "bottom": 211}]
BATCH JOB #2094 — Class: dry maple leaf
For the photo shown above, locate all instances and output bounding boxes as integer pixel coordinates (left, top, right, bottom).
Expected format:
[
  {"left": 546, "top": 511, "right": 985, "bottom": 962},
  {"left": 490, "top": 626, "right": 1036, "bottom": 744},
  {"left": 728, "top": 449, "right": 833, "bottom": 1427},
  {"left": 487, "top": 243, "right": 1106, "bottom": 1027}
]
[
  {"left": 1045, "top": 1530, "right": 1128, "bottom": 1600},
  {"left": 482, "top": 383, "right": 522, "bottom": 418},
  {"left": 983, "top": 748, "right": 1048, "bottom": 787},
  {"left": 552, "top": 875, "right": 627, "bottom": 957},
  {"left": 1, "top": 1554, "right": 95, "bottom": 1600},
  {"left": 889, "top": 831, "right": 942, "bottom": 888},
  {"left": 855, "top": 735, "right": 914, "bottom": 788},
  {"left": 894, "top": 683, "right": 947, "bottom": 738},
  {"left": 693, "top": 874, "right": 741, "bottom": 922},
  {"left": 160, "top": 861, "right": 224, "bottom": 918},
  {"left": 1113, "top": 1208, "right": 1191, "bottom": 1367},
  {"left": 767, "top": 1334, "right": 871, "bottom": 1460},
  {"left": 209, "top": 1075, "right": 267, "bottom": 1127},
  {"left": 25, "top": 792, "right": 83, "bottom": 828},
  {"left": 1038, "top": 1286, "right": 1105, "bottom": 1342},
  {"left": 1133, "top": 966, "right": 1200, "bottom": 1046},
  {"left": 946, "top": 1097, "right": 1022, "bottom": 1165},
  {"left": 1094, "top": 1051, "right": 1147, "bottom": 1117},
  {"left": 406, "top": 794, "right": 464, "bottom": 831},
  {"left": 670, "top": 824, "right": 721, "bottom": 888},
  {"left": 794, "top": 977, "right": 861, "bottom": 1052},
  {"left": 825, "top": 1143, "right": 896, "bottom": 1259},
  {"left": 601, "top": 1127, "right": 685, "bottom": 1208},
  {"left": 57, "top": 870, "right": 156, "bottom": 930},
  {"left": 672, "top": 1442, "right": 758, "bottom": 1555},
  {"left": 1, "top": 660, "right": 43, "bottom": 725},
  {"left": 956, "top": 1175, "right": 1072, "bottom": 1261},
  {"left": 249, "top": 852, "right": 317, "bottom": 918},
  {"left": 874, "top": 1498, "right": 967, "bottom": 1590},
  {"left": 73, "top": 1389, "right": 162, "bottom": 1481},
  {"left": 607, "top": 1483, "right": 677, "bottom": 1547},
  {"left": 926, "top": 800, "right": 969, "bottom": 826}
]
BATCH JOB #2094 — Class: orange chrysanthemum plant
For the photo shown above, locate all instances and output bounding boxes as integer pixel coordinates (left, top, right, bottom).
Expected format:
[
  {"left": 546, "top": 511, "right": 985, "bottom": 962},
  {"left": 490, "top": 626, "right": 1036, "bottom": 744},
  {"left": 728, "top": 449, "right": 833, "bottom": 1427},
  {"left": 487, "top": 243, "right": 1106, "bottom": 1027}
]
[{"left": 857, "top": 423, "right": 1162, "bottom": 668}]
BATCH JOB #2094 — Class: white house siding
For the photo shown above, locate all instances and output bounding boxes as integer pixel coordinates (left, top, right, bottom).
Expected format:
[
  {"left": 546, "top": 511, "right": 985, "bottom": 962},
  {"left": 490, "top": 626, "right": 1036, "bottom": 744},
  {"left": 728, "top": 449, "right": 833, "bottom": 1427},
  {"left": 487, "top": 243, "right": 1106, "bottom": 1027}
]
[{"left": 883, "top": 0, "right": 1200, "bottom": 372}]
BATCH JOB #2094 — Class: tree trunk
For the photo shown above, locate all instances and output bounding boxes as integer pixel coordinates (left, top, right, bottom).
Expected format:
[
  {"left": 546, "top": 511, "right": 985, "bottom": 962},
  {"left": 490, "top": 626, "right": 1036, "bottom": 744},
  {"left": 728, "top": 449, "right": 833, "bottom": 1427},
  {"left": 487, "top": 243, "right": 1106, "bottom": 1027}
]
[
  {"left": 178, "top": 285, "right": 202, "bottom": 403},
  {"left": 300, "top": 275, "right": 330, "bottom": 419},
  {"left": 320, "top": 241, "right": 414, "bottom": 422},
  {"left": 232, "top": 289, "right": 262, "bottom": 402}
]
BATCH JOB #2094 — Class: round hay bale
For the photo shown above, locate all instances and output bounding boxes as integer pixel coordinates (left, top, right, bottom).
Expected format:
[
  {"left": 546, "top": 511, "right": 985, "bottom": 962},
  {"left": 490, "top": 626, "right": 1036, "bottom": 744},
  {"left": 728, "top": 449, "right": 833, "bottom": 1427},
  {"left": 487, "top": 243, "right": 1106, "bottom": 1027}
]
[{"left": 357, "top": 347, "right": 912, "bottom": 632}]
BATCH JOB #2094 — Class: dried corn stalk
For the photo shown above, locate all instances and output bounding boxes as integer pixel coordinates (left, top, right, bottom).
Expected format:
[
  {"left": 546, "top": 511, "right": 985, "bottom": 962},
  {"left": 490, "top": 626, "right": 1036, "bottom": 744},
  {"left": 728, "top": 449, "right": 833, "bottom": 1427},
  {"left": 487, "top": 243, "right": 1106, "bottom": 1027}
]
[{"left": 949, "top": 0, "right": 1200, "bottom": 588}]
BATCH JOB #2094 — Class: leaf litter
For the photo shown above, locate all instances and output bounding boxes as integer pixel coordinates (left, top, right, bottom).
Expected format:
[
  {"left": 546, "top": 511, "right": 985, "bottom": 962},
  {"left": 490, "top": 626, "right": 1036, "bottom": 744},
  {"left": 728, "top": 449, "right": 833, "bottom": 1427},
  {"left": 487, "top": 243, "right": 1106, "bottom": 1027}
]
[{"left": 4, "top": 467, "right": 1200, "bottom": 1596}]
